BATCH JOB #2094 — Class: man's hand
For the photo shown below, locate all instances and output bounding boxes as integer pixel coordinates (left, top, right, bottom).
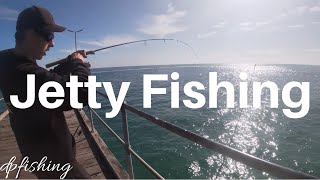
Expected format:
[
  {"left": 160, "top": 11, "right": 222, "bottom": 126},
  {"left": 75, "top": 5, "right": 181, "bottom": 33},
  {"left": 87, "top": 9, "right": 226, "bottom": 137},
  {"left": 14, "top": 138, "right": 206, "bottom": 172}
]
[
  {"left": 70, "top": 51, "right": 86, "bottom": 62},
  {"left": 69, "top": 50, "right": 94, "bottom": 67},
  {"left": 76, "top": 50, "right": 87, "bottom": 58},
  {"left": 84, "top": 61, "right": 91, "bottom": 68}
]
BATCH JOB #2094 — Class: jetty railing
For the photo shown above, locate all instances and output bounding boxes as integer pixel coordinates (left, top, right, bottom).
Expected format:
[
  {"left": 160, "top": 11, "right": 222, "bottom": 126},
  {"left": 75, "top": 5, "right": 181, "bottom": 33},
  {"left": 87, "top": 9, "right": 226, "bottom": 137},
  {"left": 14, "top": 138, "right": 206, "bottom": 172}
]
[
  {"left": 89, "top": 90, "right": 317, "bottom": 179},
  {"left": 0, "top": 98, "right": 9, "bottom": 123},
  {"left": 0, "top": 98, "right": 4, "bottom": 113}
]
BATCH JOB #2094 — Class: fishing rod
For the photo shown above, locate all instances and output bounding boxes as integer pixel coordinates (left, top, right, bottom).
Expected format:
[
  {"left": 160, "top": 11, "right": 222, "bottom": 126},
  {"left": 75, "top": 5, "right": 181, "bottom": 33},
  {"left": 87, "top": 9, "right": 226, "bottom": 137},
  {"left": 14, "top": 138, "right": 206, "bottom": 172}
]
[{"left": 45, "top": 38, "right": 198, "bottom": 68}]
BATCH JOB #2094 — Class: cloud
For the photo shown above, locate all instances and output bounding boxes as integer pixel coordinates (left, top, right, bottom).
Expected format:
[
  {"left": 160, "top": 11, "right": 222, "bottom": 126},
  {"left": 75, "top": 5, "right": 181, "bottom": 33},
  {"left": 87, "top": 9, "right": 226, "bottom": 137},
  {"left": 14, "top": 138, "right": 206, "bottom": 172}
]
[
  {"left": 304, "top": 48, "right": 320, "bottom": 53},
  {"left": 197, "top": 31, "right": 217, "bottom": 39},
  {"left": 238, "top": 20, "right": 272, "bottom": 32},
  {"left": 296, "top": 5, "right": 308, "bottom": 15},
  {"left": 167, "top": 2, "right": 175, "bottom": 13},
  {"left": 239, "top": 21, "right": 255, "bottom": 31},
  {"left": 137, "top": 3, "right": 187, "bottom": 37},
  {"left": 197, "top": 21, "right": 227, "bottom": 39},
  {"left": 256, "top": 20, "right": 272, "bottom": 27},
  {"left": 309, "top": 6, "right": 320, "bottom": 12},
  {"left": 79, "top": 34, "right": 138, "bottom": 47},
  {"left": 247, "top": 49, "right": 281, "bottom": 55},
  {"left": 288, "top": 24, "right": 304, "bottom": 28},
  {"left": 278, "top": 13, "right": 288, "bottom": 19},
  {"left": 0, "top": 6, "right": 19, "bottom": 21},
  {"left": 239, "top": 21, "right": 253, "bottom": 27},
  {"left": 211, "top": 21, "right": 227, "bottom": 28},
  {"left": 238, "top": 21, "right": 253, "bottom": 31},
  {"left": 240, "top": 26, "right": 255, "bottom": 32},
  {"left": 290, "top": 5, "right": 320, "bottom": 14},
  {"left": 59, "top": 49, "right": 75, "bottom": 54},
  {"left": 273, "top": 5, "right": 317, "bottom": 20}
]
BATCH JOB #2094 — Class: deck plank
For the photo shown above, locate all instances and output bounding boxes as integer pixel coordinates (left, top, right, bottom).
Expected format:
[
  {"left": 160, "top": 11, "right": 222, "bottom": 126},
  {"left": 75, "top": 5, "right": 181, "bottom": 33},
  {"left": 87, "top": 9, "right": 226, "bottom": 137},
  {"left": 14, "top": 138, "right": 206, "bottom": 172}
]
[{"left": 0, "top": 110, "right": 106, "bottom": 179}]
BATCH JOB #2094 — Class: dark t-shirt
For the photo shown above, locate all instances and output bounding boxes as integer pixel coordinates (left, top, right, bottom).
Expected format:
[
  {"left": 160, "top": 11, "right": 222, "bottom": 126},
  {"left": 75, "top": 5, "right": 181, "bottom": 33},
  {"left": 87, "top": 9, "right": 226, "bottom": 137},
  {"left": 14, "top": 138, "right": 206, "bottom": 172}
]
[{"left": 0, "top": 49, "right": 89, "bottom": 163}]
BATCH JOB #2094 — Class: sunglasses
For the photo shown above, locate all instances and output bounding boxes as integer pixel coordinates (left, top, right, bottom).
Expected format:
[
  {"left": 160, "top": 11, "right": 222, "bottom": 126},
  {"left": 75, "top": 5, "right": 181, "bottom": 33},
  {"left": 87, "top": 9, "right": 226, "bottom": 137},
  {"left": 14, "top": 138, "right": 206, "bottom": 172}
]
[{"left": 34, "top": 29, "right": 54, "bottom": 42}]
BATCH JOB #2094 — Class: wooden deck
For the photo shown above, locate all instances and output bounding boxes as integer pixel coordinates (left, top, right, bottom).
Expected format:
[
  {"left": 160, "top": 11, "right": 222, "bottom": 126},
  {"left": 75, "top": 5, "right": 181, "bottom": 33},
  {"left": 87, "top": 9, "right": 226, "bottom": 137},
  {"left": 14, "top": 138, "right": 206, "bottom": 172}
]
[{"left": 0, "top": 110, "right": 106, "bottom": 179}]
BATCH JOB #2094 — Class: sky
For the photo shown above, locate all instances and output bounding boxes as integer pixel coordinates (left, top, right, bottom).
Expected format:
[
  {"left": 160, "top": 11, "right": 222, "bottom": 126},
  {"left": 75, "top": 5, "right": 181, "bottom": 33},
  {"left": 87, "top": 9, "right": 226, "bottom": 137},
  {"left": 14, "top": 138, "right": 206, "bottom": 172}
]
[{"left": 1, "top": 0, "right": 320, "bottom": 68}]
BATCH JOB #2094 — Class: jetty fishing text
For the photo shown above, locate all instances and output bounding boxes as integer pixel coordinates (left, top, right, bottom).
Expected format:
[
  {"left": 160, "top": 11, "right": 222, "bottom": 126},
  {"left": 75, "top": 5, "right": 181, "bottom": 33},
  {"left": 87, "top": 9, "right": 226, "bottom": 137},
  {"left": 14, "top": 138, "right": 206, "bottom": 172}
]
[{"left": 9, "top": 72, "right": 309, "bottom": 119}]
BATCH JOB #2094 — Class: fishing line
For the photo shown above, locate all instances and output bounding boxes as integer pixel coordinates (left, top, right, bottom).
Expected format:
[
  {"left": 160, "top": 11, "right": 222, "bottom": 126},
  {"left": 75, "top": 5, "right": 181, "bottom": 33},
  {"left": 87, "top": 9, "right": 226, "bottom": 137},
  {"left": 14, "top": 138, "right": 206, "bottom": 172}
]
[
  {"left": 215, "top": 64, "right": 257, "bottom": 179},
  {"left": 176, "top": 40, "right": 199, "bottom": 59}
]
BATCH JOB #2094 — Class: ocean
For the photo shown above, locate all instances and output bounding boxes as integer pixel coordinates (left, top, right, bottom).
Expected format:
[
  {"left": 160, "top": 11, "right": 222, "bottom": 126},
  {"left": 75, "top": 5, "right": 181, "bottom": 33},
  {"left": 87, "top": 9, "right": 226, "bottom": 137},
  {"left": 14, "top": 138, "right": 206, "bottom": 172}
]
[{"left": 1, "top": 64, "right": 320, "bottom": 178}]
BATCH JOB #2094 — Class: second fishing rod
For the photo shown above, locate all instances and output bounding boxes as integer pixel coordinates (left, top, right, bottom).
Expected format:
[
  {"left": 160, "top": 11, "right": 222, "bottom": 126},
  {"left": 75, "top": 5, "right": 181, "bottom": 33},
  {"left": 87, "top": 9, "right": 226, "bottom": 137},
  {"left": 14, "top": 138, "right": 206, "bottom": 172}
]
[{"left": 45, "top": 38, "right": 197, "bottom": 68}]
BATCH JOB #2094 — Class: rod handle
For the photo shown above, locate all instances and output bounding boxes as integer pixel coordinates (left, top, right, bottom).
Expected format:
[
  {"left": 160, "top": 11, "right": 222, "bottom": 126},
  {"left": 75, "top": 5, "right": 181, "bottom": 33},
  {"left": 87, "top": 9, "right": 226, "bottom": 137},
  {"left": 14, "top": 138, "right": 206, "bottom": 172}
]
[
  {"left": 45, "top": 58, "right": 69, "bottom": 68},
  {"left": 45, "top": 50, "right": 95, "bottom": 68}
]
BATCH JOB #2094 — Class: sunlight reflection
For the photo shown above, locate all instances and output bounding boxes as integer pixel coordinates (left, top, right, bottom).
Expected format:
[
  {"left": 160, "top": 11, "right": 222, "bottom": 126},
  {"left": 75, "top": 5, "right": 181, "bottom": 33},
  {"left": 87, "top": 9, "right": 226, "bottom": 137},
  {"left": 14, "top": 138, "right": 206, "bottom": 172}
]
[
  {"left": 201, "top": 65, "right": 284, "bottom": 178},
  {"left": 188, "top": 161, "right": 201, "bottom": 177}
]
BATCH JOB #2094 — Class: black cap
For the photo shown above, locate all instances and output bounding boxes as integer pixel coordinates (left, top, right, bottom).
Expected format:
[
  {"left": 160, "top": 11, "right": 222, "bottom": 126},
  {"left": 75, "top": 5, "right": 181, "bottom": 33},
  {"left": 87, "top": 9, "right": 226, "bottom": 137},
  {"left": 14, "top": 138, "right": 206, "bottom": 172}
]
[{"left": 16, "top": 6, "right": 66, "bottom": 32}]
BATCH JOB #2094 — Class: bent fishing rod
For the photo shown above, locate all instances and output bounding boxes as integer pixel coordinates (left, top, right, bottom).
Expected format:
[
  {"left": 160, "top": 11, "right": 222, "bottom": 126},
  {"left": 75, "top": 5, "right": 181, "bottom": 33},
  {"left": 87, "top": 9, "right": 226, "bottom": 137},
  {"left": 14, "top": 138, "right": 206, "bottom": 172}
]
[{"left": 46, "top": 38, "right": 198, "bottom": 68}]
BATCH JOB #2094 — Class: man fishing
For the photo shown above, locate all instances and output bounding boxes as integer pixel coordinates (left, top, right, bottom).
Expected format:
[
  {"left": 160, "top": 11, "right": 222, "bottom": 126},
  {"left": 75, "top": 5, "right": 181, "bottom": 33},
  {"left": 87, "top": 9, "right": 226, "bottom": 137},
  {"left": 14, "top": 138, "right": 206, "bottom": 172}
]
[{"left": 0, "top": 6, "right": 91, "bottom": 178}]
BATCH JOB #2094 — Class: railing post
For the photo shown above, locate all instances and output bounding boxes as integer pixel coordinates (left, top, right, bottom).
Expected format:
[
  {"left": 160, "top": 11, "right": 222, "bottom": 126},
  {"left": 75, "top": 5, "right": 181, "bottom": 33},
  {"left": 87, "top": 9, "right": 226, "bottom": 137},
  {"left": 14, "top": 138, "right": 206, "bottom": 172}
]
[
  {"left": 121, "top": 104, "right": 134, "bottom": 179},
  {"left": 89, "top": 107, "right": 94, "bottom": 132}
]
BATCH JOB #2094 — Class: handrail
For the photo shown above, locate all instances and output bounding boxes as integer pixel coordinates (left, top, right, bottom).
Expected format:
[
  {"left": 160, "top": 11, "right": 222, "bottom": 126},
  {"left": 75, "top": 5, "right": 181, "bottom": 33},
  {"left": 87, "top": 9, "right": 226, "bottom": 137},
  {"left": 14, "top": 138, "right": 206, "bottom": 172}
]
[
  {"left": 122, "top": 103, "right": 317, "bottom": 179},
  {"left": 94, "top": 90, "right": 317, "bottom": 179},
  {"left": 0, "top": 98, "right": 5, "bottom": 115},
  {"left": 88, "top": 107, "right": 164, "bottom": 179},
  {"left": 88, "top": 108, "right": 94, "bottom": 132},
  {"left": 0, "top": 110, "right": 9, "bottom": 122}
]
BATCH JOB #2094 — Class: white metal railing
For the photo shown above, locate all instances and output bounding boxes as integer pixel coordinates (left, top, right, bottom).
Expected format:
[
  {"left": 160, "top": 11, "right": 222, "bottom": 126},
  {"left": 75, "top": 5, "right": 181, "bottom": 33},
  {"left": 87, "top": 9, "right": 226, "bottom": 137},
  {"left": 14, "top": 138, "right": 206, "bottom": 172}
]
[{"left": 89, "top": 91, "right": 317, "bottom": 179}]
